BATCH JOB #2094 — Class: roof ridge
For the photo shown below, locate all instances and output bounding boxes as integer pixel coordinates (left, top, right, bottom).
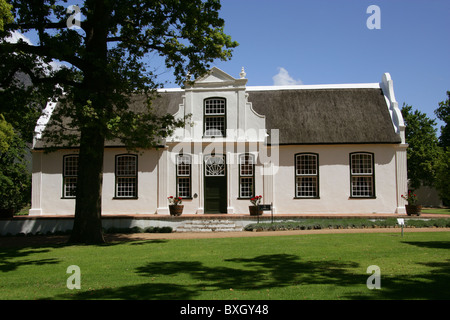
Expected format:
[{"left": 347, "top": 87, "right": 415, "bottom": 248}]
[{"left": 246, "top": 83, "right": 381, "bottom": 91}]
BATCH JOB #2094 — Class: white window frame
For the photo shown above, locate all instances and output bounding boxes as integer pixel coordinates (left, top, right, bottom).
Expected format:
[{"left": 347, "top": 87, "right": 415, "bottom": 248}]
[
  {"left": 239, "top": 153, "right": 255, "bottom": 198},
  {"left": 204, "top": 98, "right": 226, "bottom": 137},
  {"left": 295, "top": 153, "right": 319, "bottom": 198},
  {"left": 63, "top": 155, "right": 79, "bottom": 198},
  {"left": 115, "top": 154, "right": 138, "bottom": 198},
  {"left": 176, "top": 154, "right": 192, "bottom": 198},
  {"left": 350, "top": 152, "right": 375, "bottom": 198}
]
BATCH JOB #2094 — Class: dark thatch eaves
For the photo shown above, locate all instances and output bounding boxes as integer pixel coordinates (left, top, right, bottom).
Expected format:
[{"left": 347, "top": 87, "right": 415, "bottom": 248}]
[
  {"left": 33, "top": 91, "right": 184, "bottom": 149},
  {"left": 33, "top": 87, "right": 401, "bottom": 149}
]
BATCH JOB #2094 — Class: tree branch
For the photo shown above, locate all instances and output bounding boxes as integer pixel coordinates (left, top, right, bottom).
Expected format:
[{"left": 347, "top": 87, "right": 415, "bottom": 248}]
[
  {"left": 2, "top": 41, "right": 89, "bottom": 72},
  {"left": 13, "top": 21, "right": 68, "bottom": 30}
]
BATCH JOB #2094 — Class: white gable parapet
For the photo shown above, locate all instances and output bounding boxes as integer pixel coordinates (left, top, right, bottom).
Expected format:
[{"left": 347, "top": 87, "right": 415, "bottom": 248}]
[
  {"left": 170, "top": 67, "right": 266, "bottom": 143},
  {"left": 186, "top": 67, "right": 248, "bottom": 90},
  {"left": 381, "top": 73, "right": 406, "bottom": 145},
  {"left": 380, "top": 73, "right": 408, "bottom": 214}
]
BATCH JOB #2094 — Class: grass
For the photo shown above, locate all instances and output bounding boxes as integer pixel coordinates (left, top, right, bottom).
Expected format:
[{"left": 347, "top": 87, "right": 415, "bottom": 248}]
[
  {"left": 0, "top": 231, "right": 449, "bottom": 300},
  {"left": 422, "top": 208, "right": 450, "bottom": 215}
]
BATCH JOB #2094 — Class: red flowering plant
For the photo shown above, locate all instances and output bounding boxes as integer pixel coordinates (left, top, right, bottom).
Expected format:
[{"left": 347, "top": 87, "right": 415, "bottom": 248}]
[
  {"left": 401, "top": 191, "right": 418, "bottom": 205},
  {"left": 250, "top": 195, "right": 262, "bottom": 206},
  {"left": 168, "top": 196, "right": 183, "bottom": 205}
]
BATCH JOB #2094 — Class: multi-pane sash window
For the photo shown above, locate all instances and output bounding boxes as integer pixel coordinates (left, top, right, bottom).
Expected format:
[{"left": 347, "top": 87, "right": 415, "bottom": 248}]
[
  {"left": 63, "top": 155, "right": 78, "bottom": 198},
  {"left": 204, "top": 98, "right": 226, "bottom": 137},
  {"left": 176, "top": 154, "right": 192, "bottom": 198},
  {"left": 350, "top": 152, "right": 375, "bottom": 198},
  {"left": 239, "top": 154, "right": 255, "bottom": 198},
  {"left": 295, "top": 153, "right": 319, "bottom": 198},
  {"left": 115, "top": 154, "right": 138, "bottom": 198}
]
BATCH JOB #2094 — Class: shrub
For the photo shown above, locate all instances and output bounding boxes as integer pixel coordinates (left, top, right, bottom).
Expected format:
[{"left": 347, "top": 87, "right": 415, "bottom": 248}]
[
  {"left": 0, "top": 131, "right": 31, "bottom": 216},
  {"left": 105, "top": 226, "right": 173, "bottom": 234},
  {"left": 244, "top": 218, "right": 450, "bottom": 231}
]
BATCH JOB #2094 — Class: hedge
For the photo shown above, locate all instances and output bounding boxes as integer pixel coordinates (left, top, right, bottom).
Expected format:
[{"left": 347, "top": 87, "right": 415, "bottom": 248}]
[{"left": 243, "top": 218, "right": 450, "bottom": 232}]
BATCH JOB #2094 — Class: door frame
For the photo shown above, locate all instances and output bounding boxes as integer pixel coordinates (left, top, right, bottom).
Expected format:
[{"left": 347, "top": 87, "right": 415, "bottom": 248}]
[{"left": 203, "top": 153, "right": 227, "bottom": 214}]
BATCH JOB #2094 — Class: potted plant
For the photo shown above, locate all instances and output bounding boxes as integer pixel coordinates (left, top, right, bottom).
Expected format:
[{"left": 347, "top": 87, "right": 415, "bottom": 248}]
[
  {"left": 401, "top": 191, "right": 421, "bottom": 216},
  {"left": 249, "top": 195, "right": 263, "bottom": 216},
  {"left": 168, "top": 196, "right": 183, "bottom": 216}
]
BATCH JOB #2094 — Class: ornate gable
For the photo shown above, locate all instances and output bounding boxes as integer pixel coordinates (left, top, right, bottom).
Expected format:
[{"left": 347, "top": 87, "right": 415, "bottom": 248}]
[{"left": 186, "top": 67, "right": 247, "bottom": 90}]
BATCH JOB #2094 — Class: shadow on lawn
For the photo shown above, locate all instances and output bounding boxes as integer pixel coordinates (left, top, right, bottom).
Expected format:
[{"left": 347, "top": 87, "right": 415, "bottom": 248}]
[
  {"left": 0, "top": 247, "right": 60, "bottom": 273},
  {"left": 17, "top": 238, "right": 448, "bottom": 300},
  {"left": 46, "top": 254, "right": 366, "bottom": 300},
  {"left": 345, "top": 240, "right": 450, "bottom": 300},
  {"left": 345, "top": 258, "right": 450, "bottom": 300},
  {"left": 46, "top": 251, "right": 450, "bottom": 300},
  {"left": 0, "top": 238, "right": 166, "bottom": 274}
]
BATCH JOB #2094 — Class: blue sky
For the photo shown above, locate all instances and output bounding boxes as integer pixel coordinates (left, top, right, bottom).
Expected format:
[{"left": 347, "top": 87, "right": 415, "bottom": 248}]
[
  {"left": 206, "top": 0, "right": 449, "bottom": 130},
  {"left": 16, "top": 0, "right": 450, "bottom": 130}
]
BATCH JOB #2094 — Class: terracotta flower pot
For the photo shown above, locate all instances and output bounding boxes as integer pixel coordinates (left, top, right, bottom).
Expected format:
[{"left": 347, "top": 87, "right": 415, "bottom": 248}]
[
  {"left": 405, "top": 205, "right": 422, "bottom": 216},
  {"left": 249, "top": 206, "right": 263, "bottom": 216},
  {"left": 169, "top": 205, "right": 184, "bottom": 216}
]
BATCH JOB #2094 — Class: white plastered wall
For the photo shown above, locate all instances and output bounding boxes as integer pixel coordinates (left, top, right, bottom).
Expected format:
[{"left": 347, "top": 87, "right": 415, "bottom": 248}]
[
  {"left": 29, "top": 70, "right": 407, "bottom": 216},
  {"left": 271, "top": 145, "right": 401, "bottom": 214},
  {"left": 30, "top": 148, "right": 161, "bottom": 215}
]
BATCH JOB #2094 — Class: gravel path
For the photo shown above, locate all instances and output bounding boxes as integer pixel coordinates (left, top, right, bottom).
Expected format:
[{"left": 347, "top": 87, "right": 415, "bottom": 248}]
[{"left": 1, "top": 227, "right": 449, "bottom": 247}]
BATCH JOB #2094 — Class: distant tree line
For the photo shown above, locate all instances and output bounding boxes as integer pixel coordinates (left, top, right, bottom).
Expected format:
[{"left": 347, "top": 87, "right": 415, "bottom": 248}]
[{"left": 401, "top": 91, "right": 450, "bottom": 206}]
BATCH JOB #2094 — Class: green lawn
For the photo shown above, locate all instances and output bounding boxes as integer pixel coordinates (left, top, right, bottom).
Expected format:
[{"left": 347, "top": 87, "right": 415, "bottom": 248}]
[
  {"left": 1, "top": 232, "right": 449, "bottom": 300},
  {"left": 422, "top": 208, "right": 450, "bottom": 215}
]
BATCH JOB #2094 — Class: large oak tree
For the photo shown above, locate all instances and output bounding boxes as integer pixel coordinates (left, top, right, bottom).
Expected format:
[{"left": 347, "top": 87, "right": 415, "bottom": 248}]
[{"left": 1, "top": 0, "right": 237, "bottom": 243}]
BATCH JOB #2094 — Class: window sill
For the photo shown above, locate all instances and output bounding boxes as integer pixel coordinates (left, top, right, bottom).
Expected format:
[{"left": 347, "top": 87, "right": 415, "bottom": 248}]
[
  {"left": 113, "top": 197, "right": 139, "bottom": 200},
  {"left": 294, "top": 197, "right": 320, "bottom": 200},
  {"left": 202, "top": 135, "right": 226, "bottom": 139},
  {"left": 349, "top": 196, "right": 376, "bottom": 200}
]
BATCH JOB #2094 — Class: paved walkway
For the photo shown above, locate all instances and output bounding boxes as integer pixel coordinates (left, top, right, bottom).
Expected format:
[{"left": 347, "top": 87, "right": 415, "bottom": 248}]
[
  {"left": 106, "top": 227, "right": 450, "bottom": 241},
  {"left": 1, "top": 227, "right": 448, "bottom": 248}
]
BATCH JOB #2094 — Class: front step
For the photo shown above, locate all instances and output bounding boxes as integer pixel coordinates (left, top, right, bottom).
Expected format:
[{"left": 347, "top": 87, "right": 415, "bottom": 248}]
[{"left": 176, "top": 220, "right": 243, "bottom": 232}]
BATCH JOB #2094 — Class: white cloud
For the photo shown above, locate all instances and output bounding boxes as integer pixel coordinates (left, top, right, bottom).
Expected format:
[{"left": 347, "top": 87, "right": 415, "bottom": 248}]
[
  {"left": 4, "top": 30, "right": 33, "bottom": 45},
  {"left": 3, "top": 31, "right": 65, "bottom": 72},
  {"left": 272, "top": 67, "right": 303, "bottom": 86}
]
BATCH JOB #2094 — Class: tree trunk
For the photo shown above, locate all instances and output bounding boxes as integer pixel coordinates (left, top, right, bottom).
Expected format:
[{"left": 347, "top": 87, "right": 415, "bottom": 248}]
[
  {"left": 69, "top": 125, "right": 106, "bottom": 244},
  {"left": 68, "top": 0, "right": 109, "bottom": 244}
]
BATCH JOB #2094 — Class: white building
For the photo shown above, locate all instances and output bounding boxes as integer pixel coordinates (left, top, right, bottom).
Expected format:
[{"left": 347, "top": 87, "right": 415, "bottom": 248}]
[{"left": 29, "top": 67, "right": 408, "bottom": 216}]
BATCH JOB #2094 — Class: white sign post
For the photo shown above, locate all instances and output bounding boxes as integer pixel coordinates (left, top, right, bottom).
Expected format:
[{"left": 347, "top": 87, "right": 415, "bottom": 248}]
[{"left": 397, "top": 218, "right": 405, "bottom": 237}]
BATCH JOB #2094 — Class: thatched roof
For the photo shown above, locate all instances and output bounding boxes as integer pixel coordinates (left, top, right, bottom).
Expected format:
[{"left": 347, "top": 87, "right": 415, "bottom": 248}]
[
  {"left": 33, "top": 86, "right": 400, "bottom": 149},
  {"left": 248, "top": 88, "right": 401, "bottom": 145},
  {"left": 33, "top": 90, "right": 184, "bottom": 149}
]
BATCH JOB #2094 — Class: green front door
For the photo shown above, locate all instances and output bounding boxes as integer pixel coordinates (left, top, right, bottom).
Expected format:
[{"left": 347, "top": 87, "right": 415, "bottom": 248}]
[{"left": 204, "top": 154, "right": 227, "bottom": 214}]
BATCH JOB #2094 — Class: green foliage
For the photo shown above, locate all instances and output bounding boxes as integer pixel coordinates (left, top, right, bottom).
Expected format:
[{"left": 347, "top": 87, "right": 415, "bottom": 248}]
[
  {"left": 104, "top": 226, "right": 173, "bottom": 234},
  {"left": 0, "top": 114, "right": 14, "bottom": 153},
  {"left": 435, "top": 150, "right": 450, "bottom": 205},
  {"left": 435, "top": 91, "right": 450, "bottom": 149},
  {"left": 0, "top": 0, "right": 13, "bottom": 31},
  {"left": 3, "top": 0, "right": 239, "bottom": 149},
  {"left": 2, "top": 1, "right": 238, "bottom": 242},
  {"left": 0, "top": 129, "right": 31, "bottom": 215},
  {"left": 401, "top": 104, "right": 441, "bottom": 188},
  {"left": 401, "top": 93, "right": 449, "bottom": 204},
  {"left": 244, "top": 218, "right": 450, "bottom": 231}
]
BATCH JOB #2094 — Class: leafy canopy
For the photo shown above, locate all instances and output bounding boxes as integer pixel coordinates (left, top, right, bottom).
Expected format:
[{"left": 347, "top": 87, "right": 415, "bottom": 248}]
[
  {"left": 401, "top": 104, "right": 441, "bottom": 189},
  {"left": 2, "top": 0, "right": 238, "bottom": 148}
]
